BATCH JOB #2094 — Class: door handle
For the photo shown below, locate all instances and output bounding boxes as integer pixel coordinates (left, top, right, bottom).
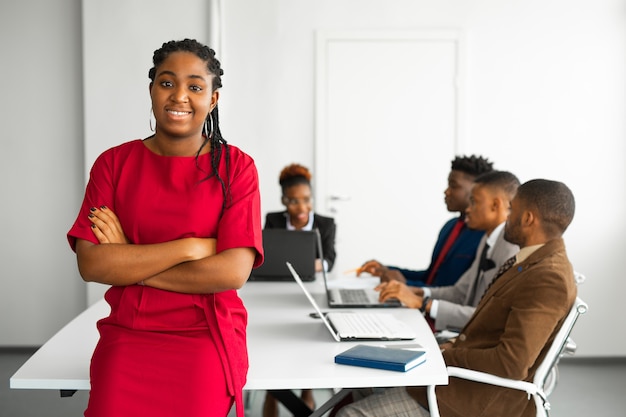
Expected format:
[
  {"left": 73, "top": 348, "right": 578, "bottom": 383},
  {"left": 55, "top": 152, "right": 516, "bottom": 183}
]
[
  {"left": 328, "top": 195, "right": 351, "bottom": 214},
  {"left": 329, "top": 195, "right": 351, "bottom": 202}
]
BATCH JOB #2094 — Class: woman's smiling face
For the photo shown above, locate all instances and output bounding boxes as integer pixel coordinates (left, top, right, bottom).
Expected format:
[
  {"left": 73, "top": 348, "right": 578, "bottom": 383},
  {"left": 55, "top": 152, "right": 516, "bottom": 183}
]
[
  {"left": 150, "top": 51, "right": 218, "bottom": 140},
  {"left": 282, "top": 183, "right": 313, "bottom": 229}
]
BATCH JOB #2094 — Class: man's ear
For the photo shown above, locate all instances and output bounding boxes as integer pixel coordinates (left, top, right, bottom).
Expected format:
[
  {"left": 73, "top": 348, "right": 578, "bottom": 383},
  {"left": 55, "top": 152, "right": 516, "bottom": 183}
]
[
  {"left": 522, "top": 209, "right": 535, "bottom": 227},
  {"left": 492, "top": 196, "right": 503, "bottom": 212}
]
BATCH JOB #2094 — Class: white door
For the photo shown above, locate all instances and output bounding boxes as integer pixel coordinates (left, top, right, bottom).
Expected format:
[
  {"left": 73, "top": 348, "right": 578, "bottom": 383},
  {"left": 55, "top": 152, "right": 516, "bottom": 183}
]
[{"left": 315, "top": 31, "right": 463, "bottom": 274}]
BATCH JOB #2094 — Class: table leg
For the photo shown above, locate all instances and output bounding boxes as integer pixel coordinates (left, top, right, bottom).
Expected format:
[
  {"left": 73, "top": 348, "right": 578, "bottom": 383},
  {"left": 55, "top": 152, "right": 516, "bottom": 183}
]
[
  {"left": 267, "top": 390, "right": 313, "bottom": 417},
  {"left": 268, "top": 388, "right": 353, "bottom": 417},
  {"left": 309, "top": 388, "right": 353, "bottom": 417}
]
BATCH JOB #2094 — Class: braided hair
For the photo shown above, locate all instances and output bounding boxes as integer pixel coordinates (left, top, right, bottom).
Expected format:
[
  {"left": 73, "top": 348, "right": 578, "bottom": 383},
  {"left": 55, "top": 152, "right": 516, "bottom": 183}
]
[{"left": 148, "top": 39, "right": 231, "bottom": 210}]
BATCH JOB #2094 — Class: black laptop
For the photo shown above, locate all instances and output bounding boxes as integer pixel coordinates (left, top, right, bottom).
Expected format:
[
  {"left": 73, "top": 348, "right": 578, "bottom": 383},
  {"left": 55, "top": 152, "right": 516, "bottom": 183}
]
[{"left": 249, "top": 229, "right": 318, "bottom": 281}]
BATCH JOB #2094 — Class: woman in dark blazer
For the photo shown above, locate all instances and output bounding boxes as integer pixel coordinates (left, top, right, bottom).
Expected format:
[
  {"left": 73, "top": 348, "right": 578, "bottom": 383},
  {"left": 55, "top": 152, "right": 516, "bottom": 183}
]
[
  {"left": 263, "top": 164, "right": 337, "bottom": 417},
  {"left": 264, "top": 163, "right": 336, "bottom": 272}
]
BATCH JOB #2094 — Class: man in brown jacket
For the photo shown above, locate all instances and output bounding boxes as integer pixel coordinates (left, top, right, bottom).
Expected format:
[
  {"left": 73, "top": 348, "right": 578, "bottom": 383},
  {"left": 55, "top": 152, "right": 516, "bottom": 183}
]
[{"left": 335, "top": 179, "right": 577, "bottom": 417}]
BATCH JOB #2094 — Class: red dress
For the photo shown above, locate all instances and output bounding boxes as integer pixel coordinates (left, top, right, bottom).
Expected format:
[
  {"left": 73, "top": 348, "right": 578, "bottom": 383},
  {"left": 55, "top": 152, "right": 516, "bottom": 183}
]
[{"left": 67, "top": 140, "right": 264, "bottom": 417}]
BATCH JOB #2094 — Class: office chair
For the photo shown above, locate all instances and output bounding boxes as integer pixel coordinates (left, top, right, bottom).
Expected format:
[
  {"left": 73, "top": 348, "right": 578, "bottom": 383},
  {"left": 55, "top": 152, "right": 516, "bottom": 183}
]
[
  {"left": 541, "top": 271, "right": 585, "bottom": 395},
  {"left": 427, "top": 296, "right": 588, "bottom": 417}
]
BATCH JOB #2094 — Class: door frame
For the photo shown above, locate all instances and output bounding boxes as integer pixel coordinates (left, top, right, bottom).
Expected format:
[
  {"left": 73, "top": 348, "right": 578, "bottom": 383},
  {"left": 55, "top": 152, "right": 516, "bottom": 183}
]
[{"left": 314, "top": 29, "right": 466, "bottom": 214}]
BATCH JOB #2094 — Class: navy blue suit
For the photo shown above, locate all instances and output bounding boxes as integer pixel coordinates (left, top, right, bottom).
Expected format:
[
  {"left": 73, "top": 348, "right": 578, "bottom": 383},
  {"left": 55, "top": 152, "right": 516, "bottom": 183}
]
[{"left": 391, "top": 216, "right": 484, "bottom": 287}]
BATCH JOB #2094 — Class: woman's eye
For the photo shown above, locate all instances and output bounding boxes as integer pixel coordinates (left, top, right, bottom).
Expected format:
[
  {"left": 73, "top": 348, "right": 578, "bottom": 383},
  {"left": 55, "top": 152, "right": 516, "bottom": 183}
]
[
  {"left": 190, "top": 85, "right": 203, "bottom": 92},
  {"left": 160, "top": 80, "right": 173, "bottom": 88}
]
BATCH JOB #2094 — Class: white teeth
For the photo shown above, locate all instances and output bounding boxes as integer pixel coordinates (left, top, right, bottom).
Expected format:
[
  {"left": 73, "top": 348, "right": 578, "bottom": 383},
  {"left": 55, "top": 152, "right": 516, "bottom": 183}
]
[{"left": 168, "top": 110, "right": 189, "bottom": 115}]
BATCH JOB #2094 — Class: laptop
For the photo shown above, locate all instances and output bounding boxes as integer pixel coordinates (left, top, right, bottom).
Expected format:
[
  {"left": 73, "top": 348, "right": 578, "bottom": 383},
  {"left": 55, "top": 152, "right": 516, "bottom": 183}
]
[
  {"left": 287, "top": 262, "right": 416, "bottom": 341},
  {"left": 323, "top": 274, "right": 402, "bottom": 309},
  {"left": 313, "top": 230, "right": 401, "bottom": 308},
  {"left": 249, "top": 229, "right": 317, "bottom": 281}
]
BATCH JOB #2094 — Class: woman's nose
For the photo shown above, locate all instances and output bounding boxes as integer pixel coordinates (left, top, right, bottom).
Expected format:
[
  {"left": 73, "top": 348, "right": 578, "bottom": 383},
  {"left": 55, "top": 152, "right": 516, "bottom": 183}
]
[{"left": 171, "top": 86, "right": 188, "bottom": 102}]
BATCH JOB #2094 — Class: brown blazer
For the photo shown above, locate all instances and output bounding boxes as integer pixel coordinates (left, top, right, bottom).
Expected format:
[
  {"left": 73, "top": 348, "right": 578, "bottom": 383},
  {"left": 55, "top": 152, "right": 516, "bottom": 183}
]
[{"left": 414, "top": 238, "right": 577, "bottom": 417}]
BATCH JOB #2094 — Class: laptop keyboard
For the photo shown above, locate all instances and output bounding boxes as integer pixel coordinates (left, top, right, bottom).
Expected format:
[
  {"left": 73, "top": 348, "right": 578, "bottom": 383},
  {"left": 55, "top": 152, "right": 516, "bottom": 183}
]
[
  {"left": 328, "top": 312, "right": 415, "bottom": 339},
  {"left": 338, "top": 289, "right": 371, "bottom": 304}
]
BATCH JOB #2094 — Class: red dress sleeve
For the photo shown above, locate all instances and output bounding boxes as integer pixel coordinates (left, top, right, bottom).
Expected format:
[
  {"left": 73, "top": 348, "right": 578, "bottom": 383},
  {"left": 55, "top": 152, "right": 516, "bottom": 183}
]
[{"left": 216, "top": 146, "right": 264, "bottom": 267}]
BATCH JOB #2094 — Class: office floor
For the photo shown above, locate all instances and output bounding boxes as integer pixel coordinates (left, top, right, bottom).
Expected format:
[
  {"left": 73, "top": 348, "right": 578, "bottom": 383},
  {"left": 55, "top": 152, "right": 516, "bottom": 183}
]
[{"left": 2, "top": 348, "right": 624, "bottom": 417}]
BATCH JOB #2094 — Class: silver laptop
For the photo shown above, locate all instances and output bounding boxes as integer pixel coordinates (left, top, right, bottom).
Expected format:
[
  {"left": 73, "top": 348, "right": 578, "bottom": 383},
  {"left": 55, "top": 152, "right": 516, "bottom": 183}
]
[
  {"left": 324, "top": 276, "right": 402, "bottom": 308},
  {"left": 310, "top": 229, "right": 402, "bottom": 308},
  {"left": 287, "top": 262, "right": 416, "bottom": 341}
]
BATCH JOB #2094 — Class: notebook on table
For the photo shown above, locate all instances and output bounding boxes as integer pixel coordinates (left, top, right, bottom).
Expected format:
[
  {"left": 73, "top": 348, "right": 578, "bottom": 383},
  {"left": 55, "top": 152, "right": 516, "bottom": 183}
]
[
  {"left": 334, "top": 344, "right": 427, "bottom": 372},
  {"left": 287, "top": 262, "right": 416, "bottom": 342},
  {"left": 249, "top": 229, "right": 317, "bottom": 281}
]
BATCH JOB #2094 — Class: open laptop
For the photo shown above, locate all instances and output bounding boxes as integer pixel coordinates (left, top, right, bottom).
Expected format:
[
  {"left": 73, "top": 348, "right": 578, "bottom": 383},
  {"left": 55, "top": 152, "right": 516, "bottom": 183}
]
[
  {"left": 313, "top": 229, "right": 401, "bottom": 308},
  {"left": 249, "top": 229, "right": 317, "bottom": 281},
  {"left": 323, "top": 274, "right": 402, "bottom": 309},
  {"left": 287, "top": 262, "right": 416, "bottom": 341}
]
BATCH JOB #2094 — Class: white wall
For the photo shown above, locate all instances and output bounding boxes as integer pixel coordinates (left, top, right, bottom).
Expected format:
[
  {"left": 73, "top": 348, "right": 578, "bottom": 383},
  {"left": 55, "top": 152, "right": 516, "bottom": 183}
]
[
  {"left": 0, "top": 0, "right": 86, "bottom": 345},
  {"left": 219, "top": 0, "right": 626, "bottom": 357},
  {"left": 1, "top": 0, "right": 624, "bottom": 357},
  {"left": 81, "top": 0, "right": 212, "bottom": 303}
]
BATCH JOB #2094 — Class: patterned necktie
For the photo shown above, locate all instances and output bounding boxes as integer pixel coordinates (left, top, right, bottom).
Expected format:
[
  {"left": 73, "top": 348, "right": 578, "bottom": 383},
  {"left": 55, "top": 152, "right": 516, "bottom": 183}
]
[{"left": 494, "top": 255, "right": 517, "bottom": 279}]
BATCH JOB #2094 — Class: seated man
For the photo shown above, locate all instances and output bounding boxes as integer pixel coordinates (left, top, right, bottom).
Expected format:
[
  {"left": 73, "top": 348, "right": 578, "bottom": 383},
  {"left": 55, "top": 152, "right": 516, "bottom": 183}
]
[
  {"left": 377, "top": 171, "right": 520, "bottom": 332},
  {"left": 335, "top": 179, "right": 577, "bottom": 417},
  {"left": 359, "top": 155, "right": 493, "bottom": 287}
]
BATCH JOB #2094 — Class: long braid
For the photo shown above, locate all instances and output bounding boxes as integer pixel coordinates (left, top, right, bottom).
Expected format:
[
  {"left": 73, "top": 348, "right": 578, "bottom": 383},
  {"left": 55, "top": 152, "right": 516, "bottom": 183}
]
[
  {"left": 150, "top": 39, "right": 231, "bottom": 212},
  {"left": 204, "top": 105, "right": 231, "bottom": 211}
]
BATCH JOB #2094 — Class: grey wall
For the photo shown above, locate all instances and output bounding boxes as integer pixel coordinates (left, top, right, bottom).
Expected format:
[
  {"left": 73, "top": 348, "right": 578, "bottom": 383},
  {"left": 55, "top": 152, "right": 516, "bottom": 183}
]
[
  {"left": 0, "top": 0, "right": 86, "bottom": 345},
  {"left": 1, "top": 0, "right": 625, "bottom": 358}
]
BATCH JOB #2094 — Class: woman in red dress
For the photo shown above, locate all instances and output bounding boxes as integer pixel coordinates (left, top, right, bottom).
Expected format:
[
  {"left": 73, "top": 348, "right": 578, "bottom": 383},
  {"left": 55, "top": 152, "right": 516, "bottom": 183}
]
[{"left": 67, "top": 39, "right": 263, "bottom": 417}]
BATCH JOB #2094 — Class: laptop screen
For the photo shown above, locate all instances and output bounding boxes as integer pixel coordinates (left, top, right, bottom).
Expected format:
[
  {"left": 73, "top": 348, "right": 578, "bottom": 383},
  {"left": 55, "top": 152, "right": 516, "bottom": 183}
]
[{"left": 249, "top": 229, "right": 317, "bottom": 281}]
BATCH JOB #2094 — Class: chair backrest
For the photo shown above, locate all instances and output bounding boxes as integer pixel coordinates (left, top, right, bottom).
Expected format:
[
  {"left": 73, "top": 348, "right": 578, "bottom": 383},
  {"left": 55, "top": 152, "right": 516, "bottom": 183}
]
[
  {"left": 573, "top": 271, "right": 586, "bottom": 285},
  {"left": 533, "top": 297, "right": 588, "bottom": 390},
  {"left": 430, "top": 296, "right": 589, "bottom": 417}
]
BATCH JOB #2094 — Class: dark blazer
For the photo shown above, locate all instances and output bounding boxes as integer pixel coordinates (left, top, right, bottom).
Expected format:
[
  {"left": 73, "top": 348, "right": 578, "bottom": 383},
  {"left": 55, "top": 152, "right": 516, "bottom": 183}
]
[
  {"left": 391, "top": 216, "right": 484, "bottom": 287},
  {"left": 415, "top": 238, "right": 576, "bottom": 417},
  {"left": 264, "top": 211, "right": 337, "bottom": 272}
]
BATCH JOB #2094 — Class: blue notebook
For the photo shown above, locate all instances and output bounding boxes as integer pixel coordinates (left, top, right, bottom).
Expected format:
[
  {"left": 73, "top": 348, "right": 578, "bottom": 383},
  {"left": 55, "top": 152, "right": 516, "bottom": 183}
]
[{"left": 334, "top": 344, "right": 427, "bottom": 372}]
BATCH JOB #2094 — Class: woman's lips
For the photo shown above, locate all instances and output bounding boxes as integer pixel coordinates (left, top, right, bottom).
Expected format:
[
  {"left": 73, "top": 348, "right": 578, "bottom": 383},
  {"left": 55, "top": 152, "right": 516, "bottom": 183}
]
[{"left": 165, "top": 109, "right": 192, "bottom": 120}]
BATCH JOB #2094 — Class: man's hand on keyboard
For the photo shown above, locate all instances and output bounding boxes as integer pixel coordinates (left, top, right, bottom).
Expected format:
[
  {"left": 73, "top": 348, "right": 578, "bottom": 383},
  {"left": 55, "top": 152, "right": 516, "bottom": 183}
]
[{"left": 375, "top": 281, "right": 422, "bottom": 309}]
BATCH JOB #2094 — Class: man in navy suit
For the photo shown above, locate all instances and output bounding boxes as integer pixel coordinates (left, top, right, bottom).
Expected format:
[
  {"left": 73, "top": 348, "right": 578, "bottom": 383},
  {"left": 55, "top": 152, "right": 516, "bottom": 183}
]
[
  {"left": 377, "top": 171, "right": 520, "bottom": 332},
  {"left": 359, "top": 155, "right": 493, "bottom": 288}
]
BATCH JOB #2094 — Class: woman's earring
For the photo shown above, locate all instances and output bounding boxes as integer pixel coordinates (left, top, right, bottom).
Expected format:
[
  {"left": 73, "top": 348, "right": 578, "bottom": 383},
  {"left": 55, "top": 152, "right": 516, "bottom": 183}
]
[
  {"left": 203, "top": 113, "right": 214, "bottom": 139},
  {"left": 149, "top": 109, "right": 156, "bottom": 132}
]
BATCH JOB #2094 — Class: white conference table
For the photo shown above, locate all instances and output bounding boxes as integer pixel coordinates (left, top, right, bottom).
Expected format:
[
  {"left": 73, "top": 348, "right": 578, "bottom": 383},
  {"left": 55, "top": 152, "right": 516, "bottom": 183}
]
[{"left": 11, "top": 278, "right": 447, "bottom": 416}]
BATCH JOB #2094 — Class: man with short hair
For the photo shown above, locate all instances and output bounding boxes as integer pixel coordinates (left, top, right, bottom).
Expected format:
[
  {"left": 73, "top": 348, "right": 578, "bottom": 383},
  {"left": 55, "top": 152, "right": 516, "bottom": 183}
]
[
  {"left": 376, "top": 170, "right": 521, "bottom": 332},
  {"left": 336, "top": 179, "right": 577, "bottom": 417},
  {"left": 359, "top": 155, "right": 494, "bottom": 288}
]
